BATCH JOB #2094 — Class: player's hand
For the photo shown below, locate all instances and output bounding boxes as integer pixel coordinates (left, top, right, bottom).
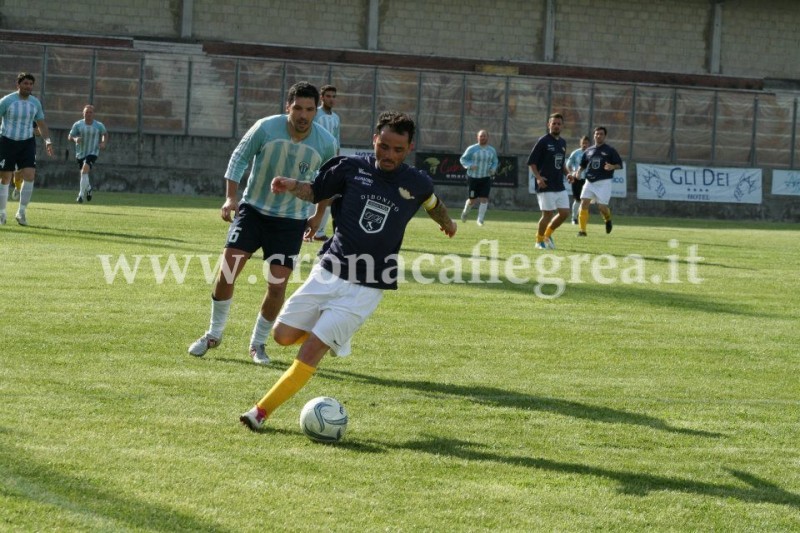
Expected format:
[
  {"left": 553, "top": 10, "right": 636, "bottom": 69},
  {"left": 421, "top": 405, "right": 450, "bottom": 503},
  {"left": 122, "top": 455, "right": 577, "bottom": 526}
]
[
  {"left": 221, "top": 197, "right": 238, "bottom": 222},
  {"left": 271, "top": 176, "right": 296, "bottom": 194},
  {"left": 45, "top": 143, "right": 54, "bottom": 157},
  {"left": 441, "top": 220, "right": 457, "bottom": 238},
  {"left": 72, "top": 137, "right": 80, "bottom": 144},
  {"left": 303, "top": 217, "right": 321, "bottom": 242}
]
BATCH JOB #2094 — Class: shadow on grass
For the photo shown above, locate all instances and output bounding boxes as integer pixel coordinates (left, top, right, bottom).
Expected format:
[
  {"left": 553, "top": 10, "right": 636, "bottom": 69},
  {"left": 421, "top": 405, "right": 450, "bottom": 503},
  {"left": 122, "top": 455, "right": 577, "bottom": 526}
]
[
  {"left": 0, "top": 445, "right": 231, "bottom": 532},
  {"left": 318, "top": 368, "right": 721, "bottom": 438},
  {"left": 392, "top": 436, "right": 800, "bottom": 509}
]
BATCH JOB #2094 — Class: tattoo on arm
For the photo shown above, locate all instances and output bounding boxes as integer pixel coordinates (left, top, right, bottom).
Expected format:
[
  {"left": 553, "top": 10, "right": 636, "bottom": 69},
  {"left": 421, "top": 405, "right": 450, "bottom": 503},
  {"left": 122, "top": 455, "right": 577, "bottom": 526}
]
[
  {"left": 291, "top": 181, "right": 315, "bottom": 202},
  {"left": 426, "top": 199, "right": 452, "bottom": 227}
]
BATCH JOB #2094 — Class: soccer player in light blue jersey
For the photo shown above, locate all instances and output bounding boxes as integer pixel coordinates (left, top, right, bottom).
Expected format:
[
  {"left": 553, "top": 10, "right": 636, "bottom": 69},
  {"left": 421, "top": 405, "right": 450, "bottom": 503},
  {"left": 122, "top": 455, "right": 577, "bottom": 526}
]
[
  {"left": 459, "top": 130, "right": 498, "bottom": 226},
  {"left": 189, "top": 81, "right": 337, "bottom": 365},
  {"left": 0, "top": 73, "right": 54, "bottom": 226},
  {"left": 566, "top": 135, "right": 590, "bottom": 224},
  {"left": 68, "top": 104, "right": 108, "bottom": 203},
  {"left": 309, "top": 84, "right": 341, "bottom": 241}
]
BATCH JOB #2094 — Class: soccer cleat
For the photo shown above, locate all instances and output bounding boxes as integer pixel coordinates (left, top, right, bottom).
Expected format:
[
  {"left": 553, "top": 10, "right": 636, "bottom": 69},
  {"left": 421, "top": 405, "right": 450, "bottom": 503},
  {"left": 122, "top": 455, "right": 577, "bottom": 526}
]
[
  {"left": 76, "top": 195, "right": 84, "bottom": 203},
  {"left": 577, "top": 231, "right": 587, "bottom": 237},
  {"left": 15, "top": 212, "right": 27, "bottom": 226},
  {"left": 313, "top": 234, "right": 328, "bottom": 241},
  {"left": 572, "top": 218, "right": 578, "bottom": 225},
  {"left": 249, "top": 344, "right": 270, "bottom": 365},
  {"left": 86, "top": 186, "right": 93, "bottom": 202},
  {"left": 476, "top": 219, "right": 484, "bottom": 227},
  {"left": 545, "top": 236, "right": 556, "bottom": 249},
  {"left": 535, "top": 242, "right": 547, "bottom": 250},
  {"left": 605, "top": 219, "right": 613, "bottom": 234},
  {"left": 240, "top": 405, "right": 266, "bottom": 431},
  {"left": 460, "top": 211, "right": 467, "bottom": 223},
  {"left": 188, "top": 334, "right": 221, "bottom": 357}
]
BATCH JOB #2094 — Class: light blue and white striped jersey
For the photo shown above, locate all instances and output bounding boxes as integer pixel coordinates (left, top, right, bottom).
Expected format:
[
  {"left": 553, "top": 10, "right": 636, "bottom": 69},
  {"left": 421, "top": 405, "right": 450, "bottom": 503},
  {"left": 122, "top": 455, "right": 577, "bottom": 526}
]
[
  {"left": 313, "top": 106, "right": 340, "bottom": 151},
  {"left": 0, "top": 92, "right": 44, "bottom": 140},
  {"left": 225, "top": 114, "right": 337, "bottom": 220},
  {"left": 459, "top": 143, "right": 498, "bottom": 178},
  {"left": 69, "top": 119, "right": 107, "bottom": 159},
  {"left": 566, "top": 147, "right": 585, "bottom": 178}
]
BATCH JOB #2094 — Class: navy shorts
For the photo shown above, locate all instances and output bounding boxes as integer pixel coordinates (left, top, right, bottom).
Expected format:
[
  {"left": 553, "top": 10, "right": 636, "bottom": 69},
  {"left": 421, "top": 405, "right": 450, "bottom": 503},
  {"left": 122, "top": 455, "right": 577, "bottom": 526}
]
[
  {"left": 77, "top": 154, "right": 98, "bottom": 170},
  {"left": 0, "top": 136, "right": 36, "bottom": 171},
  {"left": 467, "top": 176, "right": 492, "bottom": 199},
  {"left": 225, "top": 203, "right": 306, "bottom": 269}
]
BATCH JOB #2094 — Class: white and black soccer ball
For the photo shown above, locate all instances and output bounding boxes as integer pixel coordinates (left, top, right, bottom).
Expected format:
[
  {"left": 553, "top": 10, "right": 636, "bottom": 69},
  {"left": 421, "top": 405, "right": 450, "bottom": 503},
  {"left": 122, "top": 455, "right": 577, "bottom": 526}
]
[{"left": 299, "top": 396, "right": 348, "bottom": 443}]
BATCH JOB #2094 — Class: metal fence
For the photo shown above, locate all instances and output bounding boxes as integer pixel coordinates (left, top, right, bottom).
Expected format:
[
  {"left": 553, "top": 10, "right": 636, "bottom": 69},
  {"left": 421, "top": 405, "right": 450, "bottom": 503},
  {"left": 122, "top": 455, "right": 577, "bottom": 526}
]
[{"left": 2, "top": 41, "right": 798, "bottom": 168}]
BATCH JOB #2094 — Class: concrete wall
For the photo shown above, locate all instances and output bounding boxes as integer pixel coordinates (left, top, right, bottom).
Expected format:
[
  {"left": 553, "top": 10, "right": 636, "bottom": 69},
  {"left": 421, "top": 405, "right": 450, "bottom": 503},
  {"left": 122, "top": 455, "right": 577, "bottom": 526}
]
[{"left": 2, "top": 0, "right": 798, "bottom": 80}]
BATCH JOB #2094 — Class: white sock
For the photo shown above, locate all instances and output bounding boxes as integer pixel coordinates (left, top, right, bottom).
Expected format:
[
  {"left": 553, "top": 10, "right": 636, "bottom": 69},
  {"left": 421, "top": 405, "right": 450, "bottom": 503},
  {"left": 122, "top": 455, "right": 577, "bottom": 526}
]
[
  {"left": 19, "top": 181, "right": 33, "bottom": 210},
  {"left": 207, "top": 296, "right": 232, "bottom": 340},
  {"left": 315, "top": 207, "right": 331, "bottom": 237},
  {"left": 477, "top": 203, "right": 488, "bottom": 223},
  {"left": 249, "top": 313, "right": 273, "bottom": 347},
  {"left": 80, "top": 173, "right": 90, "bottom": 197},
  {"left": 0, "top": 183, "right": 8, "bottom": 213},
  {"left": 462, "top": 199, "right": 471, "bottom": 216},
  {"left": 572, "top": 200, "right": 580, "bottom": 220}
]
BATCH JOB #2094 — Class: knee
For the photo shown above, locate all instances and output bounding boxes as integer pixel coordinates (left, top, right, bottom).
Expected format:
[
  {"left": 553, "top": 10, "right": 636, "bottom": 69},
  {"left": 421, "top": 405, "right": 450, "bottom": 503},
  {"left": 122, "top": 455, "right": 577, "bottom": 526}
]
[{"left": 273, "top": 323, "right": 302, "bottom": 346}]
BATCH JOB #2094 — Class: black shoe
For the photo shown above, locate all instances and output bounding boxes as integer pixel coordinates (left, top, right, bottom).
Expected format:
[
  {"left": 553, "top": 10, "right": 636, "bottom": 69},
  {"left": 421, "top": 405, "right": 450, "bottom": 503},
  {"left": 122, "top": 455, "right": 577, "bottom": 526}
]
[
  {"left": 577, "top": 231, "right": 587, "bottom": 237},
  {"left": 86, "top": 187, "right": 93, "bottom": 202},
  {"left": 76, "top": 196, "right": 83, "bottom": 204},
  {"left": 605, "top": 220, "right": 613, "bottom": 234}
]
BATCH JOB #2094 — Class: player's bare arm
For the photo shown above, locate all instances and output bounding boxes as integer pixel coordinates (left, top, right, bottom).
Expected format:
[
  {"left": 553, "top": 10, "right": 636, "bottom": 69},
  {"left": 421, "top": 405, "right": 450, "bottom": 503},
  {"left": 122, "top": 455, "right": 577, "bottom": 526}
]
[
  {"left": 271, "top": 177, "right": 315, "bottom": 203},
  {"left": 221, "top": 179, "right": 239, "bottom": 222},
  {"left": 37, "top": 120, "right": 54, "bottom": 157},
  {"left": 304, "top": 198, "right": 333, "bottom": 239},
  {"left": 424, "top": 196, "right": 457, "bottom": 237}
]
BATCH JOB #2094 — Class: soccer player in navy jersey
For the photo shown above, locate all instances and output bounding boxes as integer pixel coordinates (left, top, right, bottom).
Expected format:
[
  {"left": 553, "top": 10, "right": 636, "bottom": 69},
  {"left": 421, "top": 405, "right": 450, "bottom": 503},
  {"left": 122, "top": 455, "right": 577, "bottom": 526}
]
[
  {"left": 188, "top": 81, "right": 337, "bottom": 364},
  {"left": 527, "top": 113, "right": 569, "bottom": 249},
  {"left": 576, "top": 126, "right": 622, "bottom": 236},
  {"left": 240, "top": 111, "right": 457, "bottom": 431},
  {"left": 0, "top": 73, "right": 55, "bottom": 226}
]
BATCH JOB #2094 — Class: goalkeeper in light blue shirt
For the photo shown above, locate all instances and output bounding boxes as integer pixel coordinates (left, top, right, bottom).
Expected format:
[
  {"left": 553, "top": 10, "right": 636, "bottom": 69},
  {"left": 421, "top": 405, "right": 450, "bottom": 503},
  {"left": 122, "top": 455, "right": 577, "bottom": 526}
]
[
  {"left": 459, "top": 129, "right": 498, "bottom": 226},
  {"left": 188, "top": 81, "right": 337, "bottom": 366}
]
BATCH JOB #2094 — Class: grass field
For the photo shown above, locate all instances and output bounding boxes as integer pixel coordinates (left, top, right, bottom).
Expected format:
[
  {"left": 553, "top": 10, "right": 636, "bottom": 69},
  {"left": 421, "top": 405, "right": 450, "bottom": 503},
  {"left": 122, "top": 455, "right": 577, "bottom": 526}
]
[{"left": 1, "top": 190, "right": 798, "bottom": 531}]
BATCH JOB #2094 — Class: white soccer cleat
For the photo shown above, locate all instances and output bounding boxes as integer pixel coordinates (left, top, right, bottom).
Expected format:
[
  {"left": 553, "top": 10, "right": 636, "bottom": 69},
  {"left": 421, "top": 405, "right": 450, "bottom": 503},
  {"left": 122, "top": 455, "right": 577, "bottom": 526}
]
[
  {"left": 535, "top": 242, "right": 547, "bottom": 250},
  {"left": 239, "top": 405, "right": 266, "bottom": 431},
  {"left": 15, "top": 212, "right": 27, "bottom": 226},
  {"left": 545, "top": 236, "right": 556, "bottom": 249},
  {"left": 188, "top": 334, "right": 221, "bottom": 357},
  {"left": 249, "top": 344, "right": 270, "bottom": 365}
]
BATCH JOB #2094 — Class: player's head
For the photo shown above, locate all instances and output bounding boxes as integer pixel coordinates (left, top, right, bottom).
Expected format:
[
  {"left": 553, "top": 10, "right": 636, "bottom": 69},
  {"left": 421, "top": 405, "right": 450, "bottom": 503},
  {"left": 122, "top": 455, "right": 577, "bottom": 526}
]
[
  {"left": 580, "top": 135, "right": 590, "bottom": 150},
  {"left": 83, "top": 104, "right": 95, "bottom": 121},
  {"left": 320, "top": 84, "right": 337, "bottom": 110},
  {"left": 593, "top": 126, "right": 608, "bottom": 144},
  {"left": 285, "top": 81, "right": 320, "bottom": 136},
  {"left": 373, "top": 111, "right": 415, "bottom": 172},
  {"left": 548, "top": 113, "right": 564, "bottom": 136},
  {"left": 477, "top": 130, "right": 489, "bottom": 146},
  {"left": 16, "top": 72, "right": 35, "bottom": 96}
]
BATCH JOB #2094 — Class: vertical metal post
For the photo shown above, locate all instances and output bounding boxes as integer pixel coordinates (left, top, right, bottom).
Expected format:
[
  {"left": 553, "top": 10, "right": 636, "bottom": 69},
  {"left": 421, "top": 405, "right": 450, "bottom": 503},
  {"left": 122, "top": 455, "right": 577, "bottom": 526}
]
[
  {"left": 41, "top": 46, "right": 48, "bottom": 101},
  {"left": 416, "top": 72, "right": 423, "bottom": 147},
  {"left": 367, "top": 0, "right": 379, "bottom": 51},
  {"left": 750, "top": 95, "right": 759, "bottom": 166},
  {"left": 544, "top": 0, "right": 556, "bottom": 62},
  {"left": 629, "top": 85, "right": 637, "bottom": 158},
  {"left": 588, "top": 82, "right": 595, "bottom": 137},
  {"left": 459, "top": 74, "right": 466, "bottom": 150},
  {"left": 711, "top": 91, "right": 719, "bottom": 164},
  {"left": 669, "top": 88, "right": 678, "bottom": 163},
  {"left": 791, "top": 97, "right": 798, "bottom": 169},
  {"left": 90, "top": 50, "right": 97, "bottom": 103},
  {"left": 232, "top": 59, "right": 240, "bottom": 138},
  {"left": 137, "top": 56, "right": 144, "bottom": 135},
  {"left": 371, "top": 67, "right": 378, "bottom": 134},
  {"left": 502, "top": 77, "right": 510, "bottom": 154},
  {"left": 184, "top": 58, "right": 192, "bottom": 136}
]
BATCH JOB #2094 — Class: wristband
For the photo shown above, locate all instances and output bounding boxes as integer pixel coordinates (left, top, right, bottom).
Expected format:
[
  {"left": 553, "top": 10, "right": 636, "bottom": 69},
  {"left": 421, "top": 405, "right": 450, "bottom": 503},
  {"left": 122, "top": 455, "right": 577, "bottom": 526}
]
[{"left": 45, "top": 138, "right": 52, "bottom": 144}]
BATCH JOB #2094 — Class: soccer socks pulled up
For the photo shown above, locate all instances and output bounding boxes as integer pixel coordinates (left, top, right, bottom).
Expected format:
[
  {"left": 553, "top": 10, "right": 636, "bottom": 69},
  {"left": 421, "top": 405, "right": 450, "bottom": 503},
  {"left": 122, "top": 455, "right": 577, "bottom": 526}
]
[
  {"left": 461, "top": 199, "right": 471, "bottom": 218},
  {"left": 477, "top": 203, "right": 488, "bottom": 223},
  {"left": 79, "top": 173, "right": 90, "bottom": 198},
  {"left": 249, "top": 312, "right": 273, "bottom": 347},
  {"left": 0, "top": 183, "right": 8, "bottom": 212},
  {"left": 256, "top": 359, "right": 316, "bottom": 418},
  {"left": 579, "top": 208, "right": 590, "bottom": 232},
  {"left": 544, "top": 226, "right": 554, "bottom": 239},
  {"left": 207, "top": 296, "right": 232, "bottom": 340},
  {"left": 18, "top": 181, "right": 34, "bottom": 211},
  {"left": 602, "top": 208, "right": 612, "bottom": 222}
]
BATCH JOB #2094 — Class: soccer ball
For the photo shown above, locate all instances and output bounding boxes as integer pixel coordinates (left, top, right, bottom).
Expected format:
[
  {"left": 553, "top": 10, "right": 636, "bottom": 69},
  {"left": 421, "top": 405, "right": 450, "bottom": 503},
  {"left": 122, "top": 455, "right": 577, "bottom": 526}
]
[{"left": 299, "top": 396, "right": 348, "bottom": 443}]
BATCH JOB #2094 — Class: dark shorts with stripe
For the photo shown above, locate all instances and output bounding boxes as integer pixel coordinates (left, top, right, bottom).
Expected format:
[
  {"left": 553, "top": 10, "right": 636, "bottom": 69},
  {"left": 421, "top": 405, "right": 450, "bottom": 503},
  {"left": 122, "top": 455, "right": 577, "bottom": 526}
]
[
  {"left": 225, "top": 203, "right": 306, "bottom": 269},
  {"left": 77, "top": 154, "right": 98, "bottom": 170},
  {"left": 467, "top": 176, "right": 492, "bottom": 199},
  {"left": 0, "top": 136, "right": 36, "bottom": 171}
]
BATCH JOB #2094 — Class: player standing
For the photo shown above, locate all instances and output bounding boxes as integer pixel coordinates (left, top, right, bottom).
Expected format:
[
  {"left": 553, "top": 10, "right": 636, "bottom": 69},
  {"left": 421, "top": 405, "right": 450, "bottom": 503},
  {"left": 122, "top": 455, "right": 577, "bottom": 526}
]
[
  {"left": 527, "top": 113, "right": 569, "bottom": 249},
  {"left": 68, "top": 104, "right": 108, "bottom": 203}
]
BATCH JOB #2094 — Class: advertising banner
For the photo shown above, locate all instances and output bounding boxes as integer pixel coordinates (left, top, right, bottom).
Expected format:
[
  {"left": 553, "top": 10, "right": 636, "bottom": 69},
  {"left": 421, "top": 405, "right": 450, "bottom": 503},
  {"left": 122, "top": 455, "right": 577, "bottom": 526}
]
[
  {"left": 637, "top": 164, "right": 762, "bottom": 204},
  {"left": 771, "top": 170, "right": 800, "bottom": 196},
  {"left": 415, "top": 152, "right": 518, "bottom": 188}
]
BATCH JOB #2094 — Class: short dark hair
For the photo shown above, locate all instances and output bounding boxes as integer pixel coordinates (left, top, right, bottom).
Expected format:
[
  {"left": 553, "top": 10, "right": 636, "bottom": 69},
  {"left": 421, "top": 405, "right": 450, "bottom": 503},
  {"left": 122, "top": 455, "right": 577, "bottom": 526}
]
[
  {"left": 594, "top": 126, "right": 608, "bottom": 135},
  {"left": 549, "top": 112, "right": 564, "bottom": 121},
  {"left": 17, "top": 72, "right": 35, "bottom": 85},
  {"left": 286, "top": 81, "right": 320, "bottom": 107},
  {"left": 580, "top": 135, "right": 590, "bottom": 143},
  {"left": 320, "top": 84, "right": 336, "bottom": 95},
  {"left": 375, "top": 111, "right": 416, "bottom": 144}
]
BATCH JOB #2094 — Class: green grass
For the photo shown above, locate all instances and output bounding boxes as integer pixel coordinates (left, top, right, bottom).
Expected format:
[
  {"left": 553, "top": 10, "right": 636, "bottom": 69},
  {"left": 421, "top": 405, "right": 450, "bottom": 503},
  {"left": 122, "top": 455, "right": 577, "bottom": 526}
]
[{"left": 1, "top": 190, "right": 798, "bottom": 531}]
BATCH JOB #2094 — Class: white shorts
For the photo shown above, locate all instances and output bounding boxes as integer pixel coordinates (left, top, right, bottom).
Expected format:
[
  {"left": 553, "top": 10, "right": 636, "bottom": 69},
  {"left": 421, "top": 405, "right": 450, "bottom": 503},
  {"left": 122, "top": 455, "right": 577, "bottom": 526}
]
[
  {"left": 580, "top": 179, "right": 613, "bottom": 205},
  {"left": 276, "top": 263, "right": 383, "bottom": 357},
  {"left": 536, "top": 190, "right": 570, "bottom": 211}
]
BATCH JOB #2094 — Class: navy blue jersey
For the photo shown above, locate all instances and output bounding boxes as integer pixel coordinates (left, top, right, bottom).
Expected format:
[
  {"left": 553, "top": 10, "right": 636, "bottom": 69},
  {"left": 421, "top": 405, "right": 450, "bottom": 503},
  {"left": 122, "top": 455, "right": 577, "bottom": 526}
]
[
  {"left": 311, "top": 155, "right": 435, "bottom": 290},
  {"left": 526, "top": 133, "right": 567, "bottom": 192},
  {"left": 580, "top": 143, "right": 622, "bottom": 182}
]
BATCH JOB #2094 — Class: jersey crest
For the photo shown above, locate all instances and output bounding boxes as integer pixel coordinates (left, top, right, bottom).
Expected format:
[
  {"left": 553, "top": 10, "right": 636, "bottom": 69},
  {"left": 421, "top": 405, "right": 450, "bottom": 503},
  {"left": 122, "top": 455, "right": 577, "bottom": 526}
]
[
  {"left": 299, "top": 161, "right": 310, "bottom": 175},
  {"left": 359, "top": 199, "right": 390, "bottom": 233}
]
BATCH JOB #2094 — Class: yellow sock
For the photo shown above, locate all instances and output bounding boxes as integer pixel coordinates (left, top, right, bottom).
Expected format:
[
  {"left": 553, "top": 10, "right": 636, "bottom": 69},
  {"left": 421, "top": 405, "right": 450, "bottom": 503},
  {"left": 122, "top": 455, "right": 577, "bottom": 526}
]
[
  {"left": 544, "top": 226, "right": 554, "bottom": 238},
  {"left": 579, "top": 209, "right": 589, "bottom": 231},
  {"left": 293, "top": 332, "right": 309, "bottom": 345},
  {"left": 13, "top": 174, "right": 23, "bottom": 190},
  {"left": 602, "top": 209, "right": 612, "bottom": 222},
  {"left": 536, "top": 234, "right": 544, "bottom": 243},
  {"left": 256, "top": 359, "right": 316, "bottom": 417}
]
